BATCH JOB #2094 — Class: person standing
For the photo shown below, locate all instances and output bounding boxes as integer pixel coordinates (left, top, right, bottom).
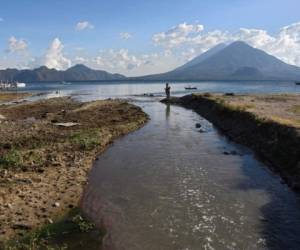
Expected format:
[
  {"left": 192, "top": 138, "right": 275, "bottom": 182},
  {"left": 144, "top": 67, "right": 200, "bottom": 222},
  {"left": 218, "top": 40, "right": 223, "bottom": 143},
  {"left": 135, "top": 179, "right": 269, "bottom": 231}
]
[{"left": 165, "top": 83, "right": 171, "bottom": 99}]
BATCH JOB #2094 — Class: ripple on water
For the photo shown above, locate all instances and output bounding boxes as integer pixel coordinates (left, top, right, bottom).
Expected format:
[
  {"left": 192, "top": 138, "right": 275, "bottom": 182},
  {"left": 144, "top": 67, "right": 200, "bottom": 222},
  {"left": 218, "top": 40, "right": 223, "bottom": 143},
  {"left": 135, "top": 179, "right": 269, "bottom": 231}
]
[{"left": 81, "top": 101, "right": 300, "bottom": 250}]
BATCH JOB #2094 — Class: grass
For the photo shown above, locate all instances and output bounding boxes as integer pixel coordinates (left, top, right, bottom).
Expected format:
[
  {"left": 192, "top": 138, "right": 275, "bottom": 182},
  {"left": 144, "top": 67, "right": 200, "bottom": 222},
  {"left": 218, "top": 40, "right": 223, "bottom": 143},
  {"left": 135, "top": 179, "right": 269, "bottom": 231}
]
[
  {"left": 210, "top": 95, "right": 300, "bottom": 127},
  {"left": 269, "top": 116, "right": 300, "bottom": 127},
  {"left": 289, "top": 105, "right": 300, "bottom": 114},
  {"left": 0, "top": 149, "right": 47, "bottom": 170},
  {"left": 0, "top": 149, "right": 22, "bottom": 169},
  {"left": 214, "top": 98, "right": 255, "bottom": 112},
  {"left": 2, "top": 208, "right": 104, "bottom": 250},
  {"left": 70, "top": 129, "right": 101, "bottom": 151}
]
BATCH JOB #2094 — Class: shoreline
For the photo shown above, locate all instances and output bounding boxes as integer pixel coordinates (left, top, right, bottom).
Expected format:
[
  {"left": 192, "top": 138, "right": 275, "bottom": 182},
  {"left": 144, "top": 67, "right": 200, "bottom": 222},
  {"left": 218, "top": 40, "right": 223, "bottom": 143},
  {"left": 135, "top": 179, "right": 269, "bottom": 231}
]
[
  {"left": 0, "top": 95, "right": 148, "bottom": 245},
  {"left": 162, "top": 93, "right": 300, "bottom": 191},
  {"left": 0, "top": 92, "right": 32, "bottom": 104}
]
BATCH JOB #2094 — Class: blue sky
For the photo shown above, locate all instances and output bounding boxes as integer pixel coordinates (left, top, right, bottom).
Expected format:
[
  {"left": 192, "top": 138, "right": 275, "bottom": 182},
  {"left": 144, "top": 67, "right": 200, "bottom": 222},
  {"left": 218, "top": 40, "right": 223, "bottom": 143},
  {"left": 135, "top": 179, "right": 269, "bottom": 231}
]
[{"left": 1, "top": 0, "right": 300, "bottom": 76}]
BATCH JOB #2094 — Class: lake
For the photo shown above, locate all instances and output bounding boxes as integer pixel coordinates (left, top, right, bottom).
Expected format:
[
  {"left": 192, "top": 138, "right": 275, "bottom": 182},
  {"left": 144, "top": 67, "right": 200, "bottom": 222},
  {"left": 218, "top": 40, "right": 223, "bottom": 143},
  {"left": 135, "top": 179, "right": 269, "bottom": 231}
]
[{"left": 22, "top": 80, "right": 300, "bottom": 100}]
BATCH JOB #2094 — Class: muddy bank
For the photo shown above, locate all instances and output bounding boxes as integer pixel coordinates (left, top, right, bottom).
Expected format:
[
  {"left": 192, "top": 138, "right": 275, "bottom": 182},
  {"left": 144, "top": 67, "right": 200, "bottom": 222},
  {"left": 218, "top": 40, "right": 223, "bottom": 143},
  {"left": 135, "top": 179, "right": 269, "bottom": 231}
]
[
  {"left": 0, "top": 97, "right": 148, "bottom": 244},
  {"left": 162, "top": 93, "right": 300, "bottom": 190}
]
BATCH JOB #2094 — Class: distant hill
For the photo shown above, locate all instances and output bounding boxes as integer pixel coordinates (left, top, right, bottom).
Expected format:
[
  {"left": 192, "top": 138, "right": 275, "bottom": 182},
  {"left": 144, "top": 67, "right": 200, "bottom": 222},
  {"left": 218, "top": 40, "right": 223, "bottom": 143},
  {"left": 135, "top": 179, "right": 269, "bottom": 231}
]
[
  {"left": 2, "top": 42, "right": 300, "bottom": 82},
  {"left": 134, "top": 41, "right": 300, "bottom": 81},
  {"left": 0, "top": 64, "right": 125, "bottom": 82}
]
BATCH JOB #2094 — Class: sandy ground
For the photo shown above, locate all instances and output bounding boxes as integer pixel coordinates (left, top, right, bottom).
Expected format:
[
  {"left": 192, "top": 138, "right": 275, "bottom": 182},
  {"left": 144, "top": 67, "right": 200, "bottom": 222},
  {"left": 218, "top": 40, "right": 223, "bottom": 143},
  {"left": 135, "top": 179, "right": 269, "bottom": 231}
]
[
  {"left": 203, "top": 93, "right": 300, "bottom": 128},
  {"left": 0, "top": 92, "right": 31, "bottom": 104},
  {"left": 0, "top": 96, "right": 148, "bottom": 242}
]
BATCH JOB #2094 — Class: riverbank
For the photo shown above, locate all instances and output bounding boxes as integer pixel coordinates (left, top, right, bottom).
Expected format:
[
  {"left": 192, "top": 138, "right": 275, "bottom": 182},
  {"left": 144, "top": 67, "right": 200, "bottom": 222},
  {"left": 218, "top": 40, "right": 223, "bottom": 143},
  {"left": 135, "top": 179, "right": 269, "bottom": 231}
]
[
  {"left": 0, "top": 96, "right": 148, "bottom": 245},
  {"left": 162, "top": 93, "right": 300, "bottom": 190}
]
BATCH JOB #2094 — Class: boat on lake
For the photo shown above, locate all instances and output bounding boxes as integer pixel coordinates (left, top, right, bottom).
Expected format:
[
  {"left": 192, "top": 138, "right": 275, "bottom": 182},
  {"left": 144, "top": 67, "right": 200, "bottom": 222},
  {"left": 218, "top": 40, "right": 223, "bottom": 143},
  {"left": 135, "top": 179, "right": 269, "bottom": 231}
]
[
  {"left": 185, "top": 86, "right": 198, "bottom": 90},
  {"left": 295, "top": 82, "right": 300, "bottom": 85}
]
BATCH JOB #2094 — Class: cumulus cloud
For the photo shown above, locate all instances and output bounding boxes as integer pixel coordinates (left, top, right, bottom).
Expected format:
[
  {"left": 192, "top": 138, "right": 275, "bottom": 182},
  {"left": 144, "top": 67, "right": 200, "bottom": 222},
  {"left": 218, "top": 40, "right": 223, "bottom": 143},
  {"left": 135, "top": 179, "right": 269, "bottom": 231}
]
[
  {"left": 152, "top": 21, "right": 300, "bottom": 67},
  {"left": 4, "top": 21, "right": 300, "bottom": 75},
  {"left": 7, "top": 36, "right": 28, "bottom": 53},
  {"left": 120, "top": 32, "right": 132, "bottom": 40},
  {"left": 153, "top": 22, "right": 204, "bottom": 48},
  {"left": 75, "top": 21, "right": 94, "bottom": 31},
  {"left": 94, "top": 49, "right": 144, "bottom": 70},
  {"left": 43, "top": 38, "right": 71, "bottom": 70},
  {"left": 74, "top": 56, "right": 88, "bottom": 64},
  {"left": 88, "top": 48, "right": 179, "bottom": 76}
]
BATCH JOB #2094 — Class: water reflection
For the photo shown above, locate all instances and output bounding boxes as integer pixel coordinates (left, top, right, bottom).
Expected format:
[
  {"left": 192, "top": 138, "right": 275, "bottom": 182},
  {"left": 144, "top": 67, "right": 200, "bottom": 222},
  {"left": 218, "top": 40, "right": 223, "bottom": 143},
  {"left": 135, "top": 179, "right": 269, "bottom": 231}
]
[
  {"left": 81, "top": 101, "right": 300, "bottom": 250},
  {"left": 165, "top": 103, "right": 170, "bottom": 119}
]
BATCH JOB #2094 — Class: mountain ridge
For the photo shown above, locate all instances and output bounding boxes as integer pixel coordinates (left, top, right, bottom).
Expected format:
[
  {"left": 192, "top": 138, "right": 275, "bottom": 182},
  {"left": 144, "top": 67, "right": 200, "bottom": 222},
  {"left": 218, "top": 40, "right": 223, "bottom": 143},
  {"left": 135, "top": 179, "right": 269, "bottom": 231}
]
[
  {"left": 0, "top": 64, "right": 126, "bottom": 82},
  {"left": 1, "top": 42, "right": 300, "bottom": 82},
  {"left": 132, "top": 41, "right": 300, "bottom": 81}
]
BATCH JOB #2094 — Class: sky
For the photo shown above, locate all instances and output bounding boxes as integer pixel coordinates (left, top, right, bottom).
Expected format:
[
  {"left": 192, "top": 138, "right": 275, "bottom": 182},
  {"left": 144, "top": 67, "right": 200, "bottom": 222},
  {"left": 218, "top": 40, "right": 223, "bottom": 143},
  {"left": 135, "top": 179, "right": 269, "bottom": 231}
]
[{"left": 0, "top": 0, "right": 300, "bottom": 76}]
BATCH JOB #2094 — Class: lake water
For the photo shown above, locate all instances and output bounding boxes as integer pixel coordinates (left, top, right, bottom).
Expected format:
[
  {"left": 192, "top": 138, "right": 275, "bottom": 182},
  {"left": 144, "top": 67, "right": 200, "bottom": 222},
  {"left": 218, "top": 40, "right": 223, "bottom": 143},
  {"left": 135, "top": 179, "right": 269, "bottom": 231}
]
[
  {"left": 22, "top": 80, "right": 300, "bottom": 100},
  {"left": 24, "top": 81, "right": 300, "bottom": 249}
]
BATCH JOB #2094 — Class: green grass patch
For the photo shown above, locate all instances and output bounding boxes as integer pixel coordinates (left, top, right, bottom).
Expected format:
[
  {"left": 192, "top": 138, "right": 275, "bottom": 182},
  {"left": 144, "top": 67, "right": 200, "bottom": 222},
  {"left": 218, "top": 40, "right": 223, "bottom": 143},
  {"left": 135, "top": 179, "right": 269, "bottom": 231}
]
[
  {"left": 0, "top": 149, "right": 22, "bottom": 169},
  {"left": 2, "top": 208, "right": 104, "bottom": 250},
  {"left": 23, "top": 150, "right": 45, "bottom": 166},
  {"left": 69, "top": 129, "right": 101, "bottom": 150}
]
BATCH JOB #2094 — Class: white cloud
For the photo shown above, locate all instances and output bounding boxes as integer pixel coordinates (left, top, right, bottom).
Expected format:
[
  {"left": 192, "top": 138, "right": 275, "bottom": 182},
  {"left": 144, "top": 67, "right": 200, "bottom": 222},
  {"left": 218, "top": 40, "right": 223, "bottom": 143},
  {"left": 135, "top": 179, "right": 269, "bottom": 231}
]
[
  {"left": 42, "top": 38, "right": 71, "bottom": 70},
  {"left": 75, "top": 21, "right": 94, "bottom": 31},
  {"left": 153, "top": 22, "right": 204, "bottom": 48},
  {"left": 74, "top": 56, "right": 88, "bottom": 63},
  {"left": 94, "top": 49, "right": 143, "bottom": 71},
  {"left": 233, "top": 23, "right": 300, "bottom": 66},
  {"left": 120, "top": 32, "right": 132, "bottom": 40},
  {"left": 3, "top": 21, "right": 300, "bottom": 75},
  {"left": 152, "top": 21, "right": 300, "bottom": 67},
  {"left": 7, "top": 36, "right": 28, "bottom": 53},
  {"left": 87, "top": 48, "right": 179, "bottom": 76}
]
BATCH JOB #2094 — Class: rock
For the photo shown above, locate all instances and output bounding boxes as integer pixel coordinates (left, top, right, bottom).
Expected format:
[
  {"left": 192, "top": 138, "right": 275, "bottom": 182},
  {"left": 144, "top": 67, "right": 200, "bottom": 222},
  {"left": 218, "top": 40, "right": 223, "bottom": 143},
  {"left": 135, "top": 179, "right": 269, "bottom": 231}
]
[
  {"left": 5, "top": 203, "right": 13, "bottom": 209},
  {"left": 53, "top": 122, "right": 80, "bottom": 127},
  {"left": 12, "top": 223, "right": 32, "bottom": 230},
  {"left": 224, "top": 92, "right": 235, "bottom": 96},
  {"left": 47, "top": 218, "right": 53, "bottom": 224},
  {"left": 198, "top": 129, "right": 206, "bottom": 133},
  {"left": 53, "top": 202, "right": 60, "bottom": 208},
  {"left": 223, "top": 151, "right": 230, "bottom": 155},
  {"left": 3, "top": 143, "right": 11, "bottom": 149},
  {"left": 195, "top": 123, "right": 201, "bottom": 128},
  {"left": 41, "top": 112, "right": 49, "bottom": 118}
]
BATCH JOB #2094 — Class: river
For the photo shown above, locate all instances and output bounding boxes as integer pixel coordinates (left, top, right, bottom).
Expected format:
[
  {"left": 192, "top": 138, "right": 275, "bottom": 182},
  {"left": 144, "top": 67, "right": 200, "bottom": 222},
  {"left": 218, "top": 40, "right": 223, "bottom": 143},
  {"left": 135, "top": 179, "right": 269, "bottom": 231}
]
[
  {"left": 79, "top": 97, "right": 300, "bottom": 250},
  {"left": 25, "top": 81, "right": 300, "bottom": 249}
]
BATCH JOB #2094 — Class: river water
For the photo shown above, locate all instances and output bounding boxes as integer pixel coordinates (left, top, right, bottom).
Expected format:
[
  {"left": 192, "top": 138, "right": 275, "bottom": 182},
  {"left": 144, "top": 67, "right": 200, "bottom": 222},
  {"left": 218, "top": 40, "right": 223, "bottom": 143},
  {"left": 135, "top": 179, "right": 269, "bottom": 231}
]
[
  {"left": 25, "top": 81, "right": 300, "bottom": 249},
  {"left": 80, "top": 98, "right": 300, "bottom": 249}
]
